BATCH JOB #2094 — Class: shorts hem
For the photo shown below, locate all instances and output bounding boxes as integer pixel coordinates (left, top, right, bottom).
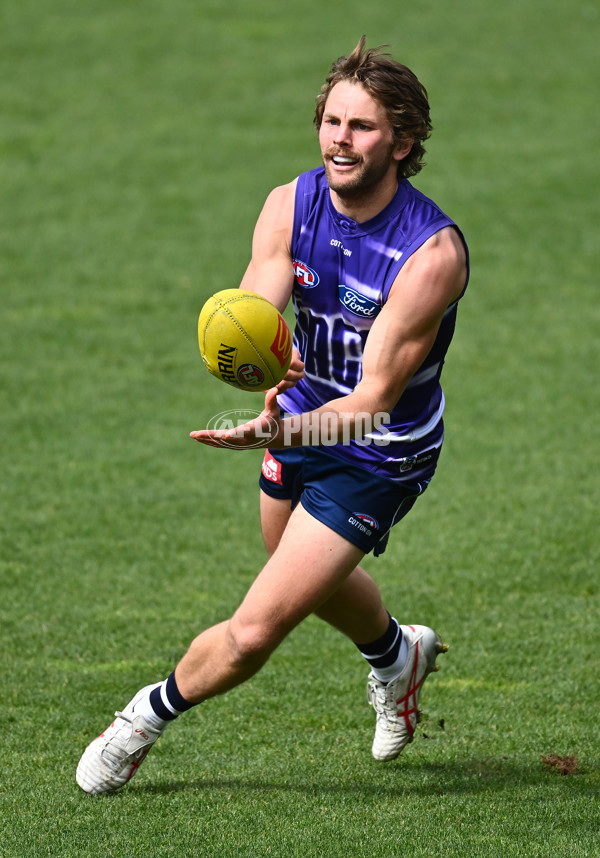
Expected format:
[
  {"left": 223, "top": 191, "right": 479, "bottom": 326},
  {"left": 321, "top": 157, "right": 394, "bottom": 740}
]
[
  {"left": 299, "top": 496, "right": 376, "bottom": 555},
  {"left": 259, "top": 473, "right": 293, "bottom": 501}
]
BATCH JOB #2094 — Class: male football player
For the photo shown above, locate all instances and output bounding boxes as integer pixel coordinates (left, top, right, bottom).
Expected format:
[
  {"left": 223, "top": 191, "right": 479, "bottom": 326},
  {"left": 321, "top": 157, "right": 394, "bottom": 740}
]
[{"left": 77, "top": 36, "right": 468, "bottom": 794}]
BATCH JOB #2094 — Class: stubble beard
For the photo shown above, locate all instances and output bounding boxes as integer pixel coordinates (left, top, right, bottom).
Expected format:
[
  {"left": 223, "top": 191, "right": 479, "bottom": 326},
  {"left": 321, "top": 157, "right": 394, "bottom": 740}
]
[{"left": 323, "top": 144, "right": 397, "bottom": 201}]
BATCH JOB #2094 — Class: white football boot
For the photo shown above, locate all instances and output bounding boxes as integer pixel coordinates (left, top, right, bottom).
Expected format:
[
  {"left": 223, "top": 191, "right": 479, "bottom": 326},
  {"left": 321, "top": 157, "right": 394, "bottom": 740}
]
[
  {"left": 76, "top": 684, "right": 164, "bottom": 794},
  {"left": 367, "top": 624, "right": 448, "bottom": 762}
]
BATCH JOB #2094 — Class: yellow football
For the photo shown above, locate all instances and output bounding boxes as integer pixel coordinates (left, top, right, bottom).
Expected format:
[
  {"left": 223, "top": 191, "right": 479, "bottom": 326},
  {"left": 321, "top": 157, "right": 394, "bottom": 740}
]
[{"left": 198, "top": 289, "right": 293, "bottom": 392}]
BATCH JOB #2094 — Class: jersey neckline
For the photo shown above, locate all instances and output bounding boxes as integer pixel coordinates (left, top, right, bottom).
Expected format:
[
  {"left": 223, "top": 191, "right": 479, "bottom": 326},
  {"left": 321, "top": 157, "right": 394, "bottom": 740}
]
[{"left": 322, "top": 169, "right": 412, "bottom": 236}]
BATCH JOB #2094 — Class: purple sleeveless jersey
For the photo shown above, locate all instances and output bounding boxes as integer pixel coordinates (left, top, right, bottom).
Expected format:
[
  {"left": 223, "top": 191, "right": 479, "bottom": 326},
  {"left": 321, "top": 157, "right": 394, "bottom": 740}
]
[{"left": 278, "top": 167, "right": 469, "bottom": 483}]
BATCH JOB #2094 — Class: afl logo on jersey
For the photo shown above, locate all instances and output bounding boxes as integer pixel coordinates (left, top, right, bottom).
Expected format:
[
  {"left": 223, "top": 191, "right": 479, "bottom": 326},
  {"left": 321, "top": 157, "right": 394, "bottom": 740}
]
[
  {"left": 338, "top": 286, "right": 381, "bottom": 318},
  {"left": 293, "top": 259, "right": 320, "bottom": 288}
]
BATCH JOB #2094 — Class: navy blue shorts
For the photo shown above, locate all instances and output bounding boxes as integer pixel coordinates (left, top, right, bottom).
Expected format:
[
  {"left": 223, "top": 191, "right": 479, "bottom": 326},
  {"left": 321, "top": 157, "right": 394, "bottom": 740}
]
[{"left": 259, "top": 446, "right": 430, "bottom": 556}]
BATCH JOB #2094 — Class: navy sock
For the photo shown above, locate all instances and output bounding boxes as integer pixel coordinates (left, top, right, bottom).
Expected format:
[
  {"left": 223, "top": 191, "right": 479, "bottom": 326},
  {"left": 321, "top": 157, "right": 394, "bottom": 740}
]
[
  {"left": 356, "top": 615, "right": 407, "bottom": 682},
  {"left": 149, "top": 671, "right": 195, "bottom": 722},
  {"left": 356, "top": 614, "right": 401, "bottom": 662}
]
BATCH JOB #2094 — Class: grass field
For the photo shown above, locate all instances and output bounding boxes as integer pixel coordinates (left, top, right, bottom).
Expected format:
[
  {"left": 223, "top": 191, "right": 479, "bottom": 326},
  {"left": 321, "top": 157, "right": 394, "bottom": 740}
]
[{"left": 1, "top": 0, "right": 598, "bottom": 855}]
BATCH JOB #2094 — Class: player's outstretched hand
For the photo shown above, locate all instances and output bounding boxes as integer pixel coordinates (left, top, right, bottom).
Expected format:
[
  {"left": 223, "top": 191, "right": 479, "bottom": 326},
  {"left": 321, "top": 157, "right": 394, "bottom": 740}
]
[{"left": 190, "top": 388, "right": 282, "bottom": 449}]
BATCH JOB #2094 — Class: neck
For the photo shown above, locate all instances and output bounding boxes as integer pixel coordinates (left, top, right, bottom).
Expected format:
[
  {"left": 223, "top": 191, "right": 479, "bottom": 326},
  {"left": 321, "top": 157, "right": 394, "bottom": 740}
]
[{"left": 329, "top": 177, "right": 399, "bottom": 223}]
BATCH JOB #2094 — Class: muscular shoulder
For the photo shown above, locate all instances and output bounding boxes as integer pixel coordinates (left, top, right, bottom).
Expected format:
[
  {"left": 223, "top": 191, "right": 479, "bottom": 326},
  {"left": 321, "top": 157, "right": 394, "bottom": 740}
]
[
  {"left": 261, "top": 179, "right": 297, "bottom": 226},
  {"left": 250, "top": 179, "right": 297, "bottom": 257},
  {"left": 391, "top": 226, "right": 467, "bottom": 310},
  {"left": 239, "top": 179, "right": 299, "bottom": 307}
]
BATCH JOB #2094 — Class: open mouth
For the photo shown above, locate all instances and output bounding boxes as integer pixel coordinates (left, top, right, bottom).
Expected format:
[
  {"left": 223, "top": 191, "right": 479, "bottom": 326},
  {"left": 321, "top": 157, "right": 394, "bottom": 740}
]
[{"left": 332, "top": 155, "right": 359, "bottom": 167}]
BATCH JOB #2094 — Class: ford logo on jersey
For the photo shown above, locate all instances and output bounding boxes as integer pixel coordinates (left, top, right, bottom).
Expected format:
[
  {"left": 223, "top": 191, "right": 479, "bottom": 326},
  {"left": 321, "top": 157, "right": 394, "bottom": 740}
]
[
  {"left": 293, "top": 259, "right": 320, "bottom": 288},
  {"left": 338, "top": 285, "right": 381, "bottom": 318}
]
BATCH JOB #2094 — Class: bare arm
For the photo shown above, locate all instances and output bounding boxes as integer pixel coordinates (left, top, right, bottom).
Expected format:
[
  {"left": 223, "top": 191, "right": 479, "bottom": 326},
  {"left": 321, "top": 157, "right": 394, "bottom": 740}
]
[
  {"left": 335, "top": 226, "right": 467, "bottom": 415},
  {"left": 239, "top": 180, "right": 297, "bottom": 312},
  {"left": 237, "top": 179, "right": 305, "bottom": 392}
]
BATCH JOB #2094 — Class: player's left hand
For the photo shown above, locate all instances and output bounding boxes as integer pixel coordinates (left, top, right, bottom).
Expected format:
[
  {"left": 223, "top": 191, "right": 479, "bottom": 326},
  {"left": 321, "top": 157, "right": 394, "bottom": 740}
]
[
  {"left": 274, "top": 348, "right": 305, "bottom": 393},
  {"left": 190, "top": 388, "right": 282, "bottom": 449}
]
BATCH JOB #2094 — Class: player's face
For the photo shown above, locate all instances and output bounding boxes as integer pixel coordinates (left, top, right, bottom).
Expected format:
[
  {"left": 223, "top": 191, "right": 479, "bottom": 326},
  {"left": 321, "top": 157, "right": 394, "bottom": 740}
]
[{"left": 319, "top": 81, "right": 407, "bottom": 201}]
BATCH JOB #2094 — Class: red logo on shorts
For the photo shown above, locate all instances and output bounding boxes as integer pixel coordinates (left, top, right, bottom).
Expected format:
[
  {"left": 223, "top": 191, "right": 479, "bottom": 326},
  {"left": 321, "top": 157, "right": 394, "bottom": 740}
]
[
  {"left": 354, "top": 513, "right": 379, "bottom": 530},
  {"left": 261, "top": 451, "right": 282, "bottom": 485}
]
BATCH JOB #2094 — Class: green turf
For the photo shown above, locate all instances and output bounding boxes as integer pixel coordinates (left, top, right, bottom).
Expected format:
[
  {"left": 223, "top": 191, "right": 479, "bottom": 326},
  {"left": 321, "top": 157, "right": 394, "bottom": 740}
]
[{"left": 1, "top": 0, "right": 598, "bottom": 855}]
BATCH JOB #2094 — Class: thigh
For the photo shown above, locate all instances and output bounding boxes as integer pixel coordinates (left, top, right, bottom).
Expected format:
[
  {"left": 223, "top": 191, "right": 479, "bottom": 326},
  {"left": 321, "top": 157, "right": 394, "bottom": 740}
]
[
  {"left": 233, "top": 502, "right": 365, "bottom": 645},
  {"left": 259, "top": 446, "right": 304, "bottom": 555},
  {"left": 260, "top": 490, "right": 293, "bottom": 556}
]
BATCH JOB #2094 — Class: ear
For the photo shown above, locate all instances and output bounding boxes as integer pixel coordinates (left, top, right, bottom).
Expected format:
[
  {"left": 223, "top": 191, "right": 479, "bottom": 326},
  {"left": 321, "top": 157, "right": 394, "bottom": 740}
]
[{"left": 393, "top": 138, "right": 413, "bottom": 162}]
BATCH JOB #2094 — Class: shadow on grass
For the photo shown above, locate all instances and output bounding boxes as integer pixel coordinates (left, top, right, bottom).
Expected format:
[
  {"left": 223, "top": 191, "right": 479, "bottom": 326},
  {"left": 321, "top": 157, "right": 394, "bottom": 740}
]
[{"left": 132, "top": 757, "right": 599, "bottom": 799}]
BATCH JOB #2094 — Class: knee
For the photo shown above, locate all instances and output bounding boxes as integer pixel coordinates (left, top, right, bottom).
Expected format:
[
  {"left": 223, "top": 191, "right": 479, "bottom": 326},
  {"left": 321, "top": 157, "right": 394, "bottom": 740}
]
[{"left": 226, "top": 617, "right": 281, "bottom": 668}]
